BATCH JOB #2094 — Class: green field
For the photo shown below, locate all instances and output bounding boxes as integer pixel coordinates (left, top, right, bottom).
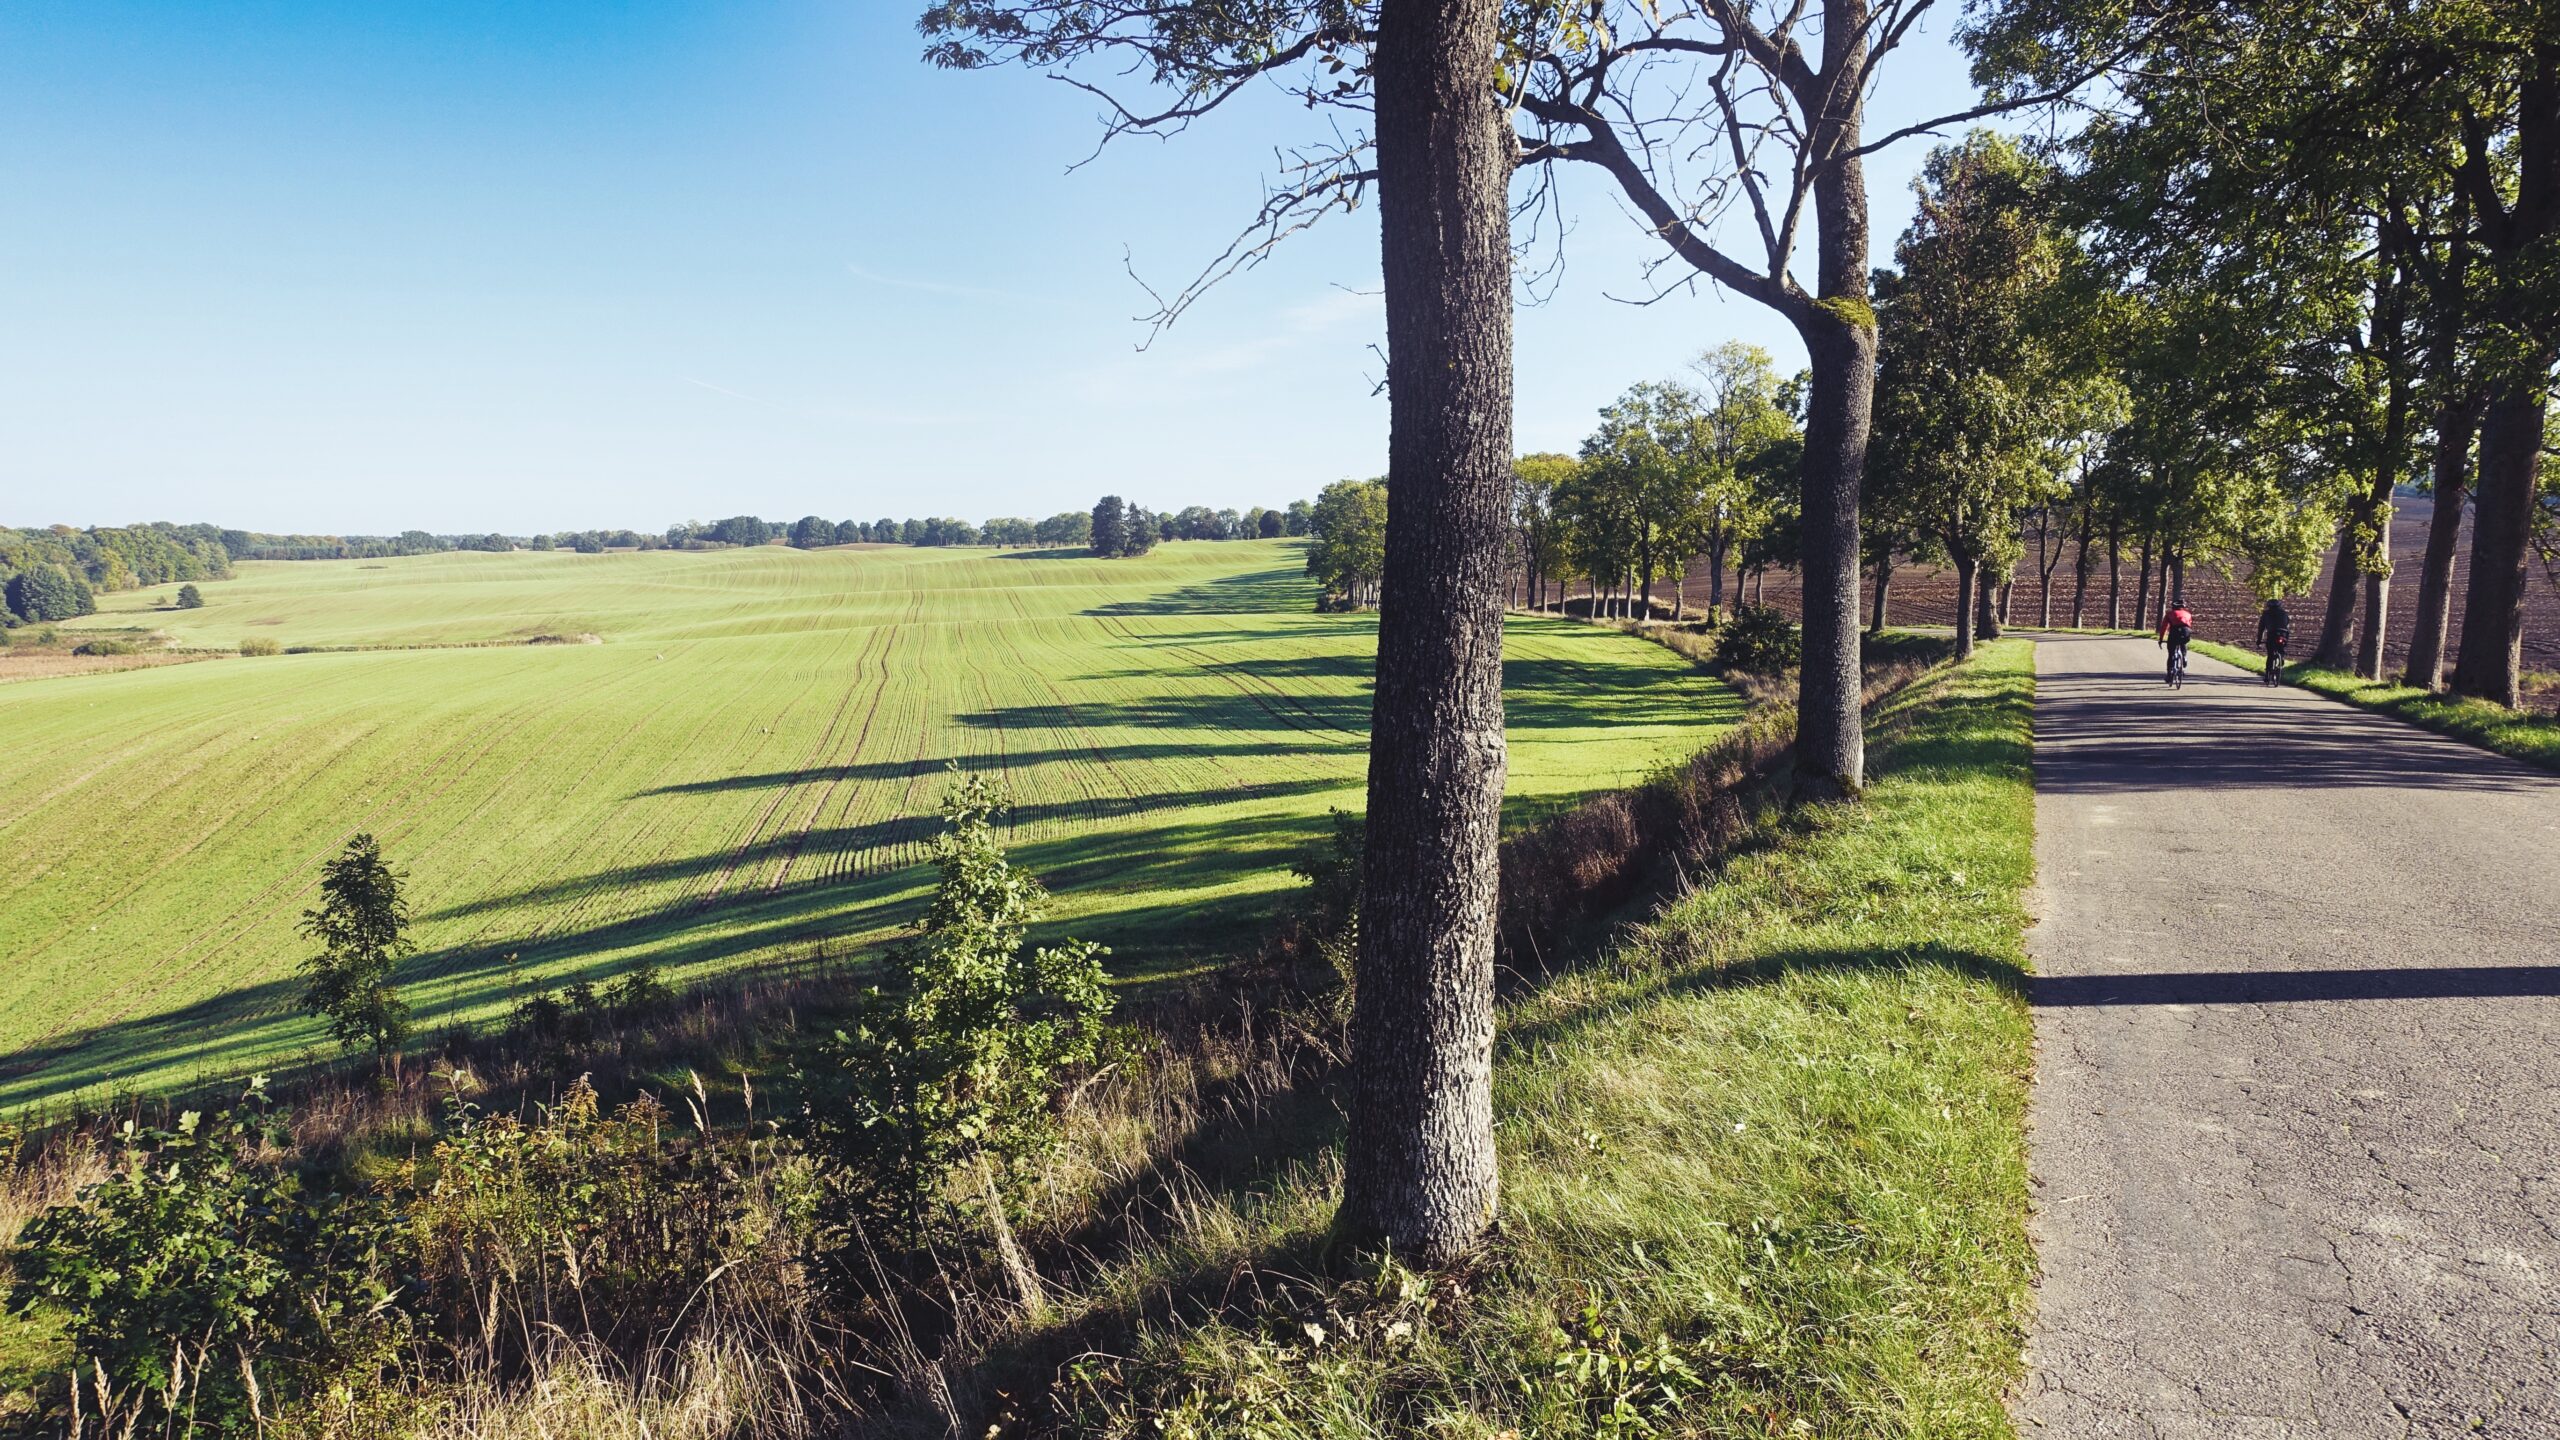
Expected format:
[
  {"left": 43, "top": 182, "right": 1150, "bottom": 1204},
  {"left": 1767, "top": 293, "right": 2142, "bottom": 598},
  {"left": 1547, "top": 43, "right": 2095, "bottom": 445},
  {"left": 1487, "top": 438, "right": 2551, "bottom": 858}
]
[{"left": 6, "top": 540, "right": 1740, "bottom": 1108}]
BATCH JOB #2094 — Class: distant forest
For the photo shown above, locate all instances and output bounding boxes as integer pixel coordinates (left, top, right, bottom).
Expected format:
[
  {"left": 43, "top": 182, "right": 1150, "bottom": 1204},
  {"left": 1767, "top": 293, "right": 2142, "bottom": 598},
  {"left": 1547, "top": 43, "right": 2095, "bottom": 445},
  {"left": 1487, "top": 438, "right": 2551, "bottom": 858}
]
[{"left": 2, "top": 504, "right": 1314, "bottom": 625}]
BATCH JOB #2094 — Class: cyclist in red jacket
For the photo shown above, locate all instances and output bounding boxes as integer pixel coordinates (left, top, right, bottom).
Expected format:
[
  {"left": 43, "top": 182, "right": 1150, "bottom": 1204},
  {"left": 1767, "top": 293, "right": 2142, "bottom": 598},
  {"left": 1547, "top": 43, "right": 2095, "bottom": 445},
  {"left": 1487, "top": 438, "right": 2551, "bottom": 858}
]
[{"left": 2157, "top": 603, "right": 2194, "bottom": 686}]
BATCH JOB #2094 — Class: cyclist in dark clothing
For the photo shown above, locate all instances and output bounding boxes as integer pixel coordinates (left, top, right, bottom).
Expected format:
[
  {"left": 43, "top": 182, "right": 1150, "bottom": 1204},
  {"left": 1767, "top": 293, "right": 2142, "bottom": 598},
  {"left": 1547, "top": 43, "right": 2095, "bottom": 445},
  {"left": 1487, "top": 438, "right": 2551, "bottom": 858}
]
[{"left": 2256, "top": 598, "right": 2291, "bottom": 684}]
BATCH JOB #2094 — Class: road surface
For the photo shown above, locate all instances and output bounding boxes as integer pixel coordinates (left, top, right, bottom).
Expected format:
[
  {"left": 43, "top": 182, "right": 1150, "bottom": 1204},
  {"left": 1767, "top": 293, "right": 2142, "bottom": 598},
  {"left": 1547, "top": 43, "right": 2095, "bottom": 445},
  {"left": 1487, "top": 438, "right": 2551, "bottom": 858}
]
[{"left": 2019, "top": 633, "right": 2560, "bottom": 1438}]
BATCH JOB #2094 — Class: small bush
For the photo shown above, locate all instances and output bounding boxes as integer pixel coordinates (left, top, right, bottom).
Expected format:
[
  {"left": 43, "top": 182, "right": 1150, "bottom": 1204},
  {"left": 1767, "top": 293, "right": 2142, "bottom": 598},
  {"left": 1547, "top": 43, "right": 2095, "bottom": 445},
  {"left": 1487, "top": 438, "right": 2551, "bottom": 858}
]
[
  {"left": 6, "top": 1080, "right": 408, "bottom": 1436},
  {"left": 177, "top": 583, "right": 205, "bottom": 608},
  {"left": 802, "top": 771, "right": 1114, "bottom": 1257},
  {"left": 1713, "top": 603, "right": 1800, "bottom": 674},
  {"left": 407, "top": 1077, "right": 817, "bottom": 1364},
  {"left": 240, "top": 636, "right": 282, "bottom": 656},
  {"left": 70, "top": 638, "right": 137, "bottom": 657}
]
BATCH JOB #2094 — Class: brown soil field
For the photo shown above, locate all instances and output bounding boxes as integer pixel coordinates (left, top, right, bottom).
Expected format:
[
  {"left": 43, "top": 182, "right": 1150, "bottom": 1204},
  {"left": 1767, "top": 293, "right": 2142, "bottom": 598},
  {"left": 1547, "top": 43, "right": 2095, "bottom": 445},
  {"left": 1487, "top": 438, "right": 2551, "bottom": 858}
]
[{"left": 1515, "top": 496, "right": 2560, "bottom": 711}]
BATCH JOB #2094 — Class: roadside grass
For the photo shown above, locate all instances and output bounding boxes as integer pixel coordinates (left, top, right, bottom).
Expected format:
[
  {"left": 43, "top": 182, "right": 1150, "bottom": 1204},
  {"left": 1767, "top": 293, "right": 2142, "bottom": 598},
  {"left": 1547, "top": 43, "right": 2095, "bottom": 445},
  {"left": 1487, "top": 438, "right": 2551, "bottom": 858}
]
[
  {"left": 1064, "top": 640, "right": 2039, "bottom": 1437},
  {"left": 2192, "top": 640, "right": 2560, "bottom": 773}
]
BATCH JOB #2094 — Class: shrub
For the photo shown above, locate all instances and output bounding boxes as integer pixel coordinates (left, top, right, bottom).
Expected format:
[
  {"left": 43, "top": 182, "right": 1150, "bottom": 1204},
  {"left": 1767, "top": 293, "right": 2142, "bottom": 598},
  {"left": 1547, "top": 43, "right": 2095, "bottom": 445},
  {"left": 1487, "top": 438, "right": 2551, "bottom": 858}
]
[
  {"left": 1713, "top": 603, "right": 1800, "bottom": 674},
  {"left": 177, "top": 582, "right": 205, "bottom": 608},
  {"left": 298, "top": 834, "right": 413, "bottom": 1066},
  {"left": 5, "top": 1080, "right": 408, "bottom": 1436},
  {"left": 71, "top": 638, "right": 138, "bottom": 657},
  {"left": 803, "top": 771, "right": 1114, "bottom": 1256},
  {"left": 407, "top": 1077, "right": 818, "bottom": 1364},
  {"left": 239, "top": 636, "right": 282, "bottom": 656},
  {"left": 1289, "top": 808, "right": 1366, "bottom": 1003}
]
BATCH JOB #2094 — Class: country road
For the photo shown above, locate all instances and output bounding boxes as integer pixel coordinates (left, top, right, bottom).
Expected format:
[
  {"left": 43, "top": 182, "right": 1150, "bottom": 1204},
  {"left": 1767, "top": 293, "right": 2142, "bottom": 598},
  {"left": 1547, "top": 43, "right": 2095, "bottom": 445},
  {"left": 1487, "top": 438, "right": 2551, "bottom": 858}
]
[{"left": 2018, "top": 633, "right": 2560, "bottom": 1438}]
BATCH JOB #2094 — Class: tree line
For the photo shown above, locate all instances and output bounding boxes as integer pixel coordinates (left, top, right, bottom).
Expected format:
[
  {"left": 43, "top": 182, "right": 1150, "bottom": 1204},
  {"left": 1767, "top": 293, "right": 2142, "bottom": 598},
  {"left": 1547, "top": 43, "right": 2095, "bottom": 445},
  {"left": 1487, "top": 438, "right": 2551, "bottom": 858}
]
[{"left": 1, "top": 523, "right": 233, "bottom": 624}]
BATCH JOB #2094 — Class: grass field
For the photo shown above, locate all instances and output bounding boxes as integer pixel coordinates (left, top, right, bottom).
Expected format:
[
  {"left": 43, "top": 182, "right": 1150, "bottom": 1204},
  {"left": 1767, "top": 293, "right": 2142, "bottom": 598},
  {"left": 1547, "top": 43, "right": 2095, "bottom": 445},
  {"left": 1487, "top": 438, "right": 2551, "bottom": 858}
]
[{"left": 6, "top": 541, "right": 1740, "bottom": 1109}]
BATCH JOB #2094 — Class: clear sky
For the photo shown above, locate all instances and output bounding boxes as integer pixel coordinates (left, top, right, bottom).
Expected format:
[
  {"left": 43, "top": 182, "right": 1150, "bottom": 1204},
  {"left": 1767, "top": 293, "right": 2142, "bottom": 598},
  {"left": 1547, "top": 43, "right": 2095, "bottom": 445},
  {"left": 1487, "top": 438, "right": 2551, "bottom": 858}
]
[{"left": 2, "top": 3, "right": 1994, "bottom": 535}]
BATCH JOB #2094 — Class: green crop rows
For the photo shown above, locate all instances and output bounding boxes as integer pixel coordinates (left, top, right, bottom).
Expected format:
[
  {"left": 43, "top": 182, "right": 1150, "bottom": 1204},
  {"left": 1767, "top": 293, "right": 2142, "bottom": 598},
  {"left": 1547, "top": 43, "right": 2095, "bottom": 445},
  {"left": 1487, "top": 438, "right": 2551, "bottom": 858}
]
[{"left": 3, "top": 541, "right": 1740, "bottom": 1107}]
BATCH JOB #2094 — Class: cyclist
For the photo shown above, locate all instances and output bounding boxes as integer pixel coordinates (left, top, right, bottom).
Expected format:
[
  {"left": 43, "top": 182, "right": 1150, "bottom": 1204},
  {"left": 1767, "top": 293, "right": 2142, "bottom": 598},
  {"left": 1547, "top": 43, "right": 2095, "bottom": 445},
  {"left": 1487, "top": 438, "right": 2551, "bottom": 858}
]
[
  {"left": 2156, "top": 601, "right": 2194, "bottom": 686},
  {"left": 2255, "top": 598, "right": 2291, "bottom": 684}
]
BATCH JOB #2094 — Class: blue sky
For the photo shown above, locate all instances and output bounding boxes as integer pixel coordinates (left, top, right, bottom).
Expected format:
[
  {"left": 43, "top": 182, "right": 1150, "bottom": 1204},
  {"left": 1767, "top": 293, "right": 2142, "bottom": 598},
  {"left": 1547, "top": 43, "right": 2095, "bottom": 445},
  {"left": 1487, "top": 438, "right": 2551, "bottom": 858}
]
[{"left": 3, "top": 3, "right": 1994, "bottom": 535}]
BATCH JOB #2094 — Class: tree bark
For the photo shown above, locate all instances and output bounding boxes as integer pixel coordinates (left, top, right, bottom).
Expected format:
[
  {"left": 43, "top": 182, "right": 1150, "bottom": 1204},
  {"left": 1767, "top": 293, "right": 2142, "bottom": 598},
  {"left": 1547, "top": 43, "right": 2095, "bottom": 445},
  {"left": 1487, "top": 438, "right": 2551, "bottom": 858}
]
[
  {"left": 1976, "top": 569, "right": 2003, "bottom": 642},
  {"left": 2070, "top": 506, "right": 2094, "bottom": 628},
  {"left": 2450, "top": 43, "right": 2557, "bottom": 705},
  {"left": 1793, "top": 306, "right": 1873, "bottom": 792},
  {"left": 2358, "top": 570, "right": 2391, "bottom": 681},
  {"left": 1778, "top": 0, "right": 1877, "bottom": 791},
  {"left": 2450, "top": 379, "right": 2549, "bottom": 705},
  {"left": 2107, "top": 519, "right": 2122, "bottom": 629},
  {"left": 2134, "top": 536, "right": 2154, "bottom": 628},
  {"left": 2404, "top": 393, "right": 2478, "bottom": 690},
  {"left": 1869, "top": 554, "right": 1893, "bottom": 635},
  {"left": 1952, "top": 553, "right": 1979, "bottom": 660},
  {"left": 1338, "top": 0, "right": 1510, "bottom": 1266}
]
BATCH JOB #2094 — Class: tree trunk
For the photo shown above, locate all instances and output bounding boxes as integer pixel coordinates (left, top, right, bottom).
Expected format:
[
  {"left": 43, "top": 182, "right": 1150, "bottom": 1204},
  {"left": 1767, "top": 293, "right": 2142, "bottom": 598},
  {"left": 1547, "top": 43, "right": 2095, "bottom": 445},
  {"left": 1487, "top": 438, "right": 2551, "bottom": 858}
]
[
  {"left": 2314, "top": 518, "right": 2366, "bottom": 669},
  {"left": 2134, "top": 537, "right": 2153, "bottom": 628},
  {"left": 2449, "top": 42, "right": 2557, "bottom": 704},
  {"left": 1787, "top": 159, "right": 1876, "bottom": 793},
  {"left": 1952, "top": 554, "right": 1978, "bottom": 660},
  {"left": 1869, "top": 554, "right": 1893, "bottom": 635},
  {"left": 1709, "top": 538, "right": 1727, "bottom": 624},
  {"left": 1976, "top": 570, "right": 2003, "bottom": 642},
  {"left": 2070, "top": 506, "right": 2093, "bottom": 628},
  {"left": 2358, "top": 570, "right": 2391, "bottom": 681},
  {"left": 1998, "top": 578, "right": 2015, "bottom": 628},
  {"left": 2404, "top": 392, "right": 2479, "bottom": 690},
  {"left": 1339, "top": 0, "right": 1509, "bottom": 1266},
  {"left": 2107, "top": 519, "right": 2123, "bottom": 629},
  {"left": 2450, "top": 378, "right": 2549, "bottom": 706}
]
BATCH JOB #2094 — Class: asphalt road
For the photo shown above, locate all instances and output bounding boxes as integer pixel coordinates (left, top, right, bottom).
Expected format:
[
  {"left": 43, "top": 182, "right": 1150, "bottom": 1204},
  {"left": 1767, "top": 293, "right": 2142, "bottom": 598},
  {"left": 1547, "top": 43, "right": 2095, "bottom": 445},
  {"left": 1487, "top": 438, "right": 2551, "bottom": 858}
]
[{"left": 2018, "top": 634, "right": 2560, "bottom": 1438}]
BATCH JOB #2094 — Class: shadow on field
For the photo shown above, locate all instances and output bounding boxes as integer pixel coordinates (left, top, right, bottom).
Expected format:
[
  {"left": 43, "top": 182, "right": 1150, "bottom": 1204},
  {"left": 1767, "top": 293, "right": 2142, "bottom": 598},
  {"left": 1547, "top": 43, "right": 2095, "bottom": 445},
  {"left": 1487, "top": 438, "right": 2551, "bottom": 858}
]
[{"left": 1084, "top": 563, "right": 1318, "bottom": 616}]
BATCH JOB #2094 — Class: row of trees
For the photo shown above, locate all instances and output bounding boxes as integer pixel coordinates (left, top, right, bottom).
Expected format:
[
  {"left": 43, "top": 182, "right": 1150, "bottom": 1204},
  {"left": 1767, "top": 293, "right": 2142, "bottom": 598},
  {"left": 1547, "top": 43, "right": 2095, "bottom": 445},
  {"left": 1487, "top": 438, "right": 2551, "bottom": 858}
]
[
  {"left": 1090, "top": 496, "right": 1310, "bottom": 557},
  {"left": 1512, "top": 343, "right": 1807, "bottom": 622}
]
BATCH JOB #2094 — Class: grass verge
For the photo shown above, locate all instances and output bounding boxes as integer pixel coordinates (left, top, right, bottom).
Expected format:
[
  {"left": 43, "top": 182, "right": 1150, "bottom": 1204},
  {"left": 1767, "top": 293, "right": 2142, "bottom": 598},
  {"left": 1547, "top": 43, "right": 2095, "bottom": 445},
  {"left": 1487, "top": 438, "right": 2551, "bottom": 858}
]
[
  {"left": 2192, "top": 640, "right": 2560, "bottom": 773},
  {"left": 1071, "top": 640, "right": 2039, "bottom": 1437}
]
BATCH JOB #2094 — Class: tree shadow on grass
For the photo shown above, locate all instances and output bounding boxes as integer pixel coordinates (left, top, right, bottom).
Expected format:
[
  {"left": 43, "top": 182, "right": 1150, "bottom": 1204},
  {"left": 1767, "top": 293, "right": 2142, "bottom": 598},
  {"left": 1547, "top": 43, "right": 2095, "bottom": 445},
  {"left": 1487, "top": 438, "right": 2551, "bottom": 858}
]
[{"left": 1082, "top": 562, "right": 1318, "bottom": 616}]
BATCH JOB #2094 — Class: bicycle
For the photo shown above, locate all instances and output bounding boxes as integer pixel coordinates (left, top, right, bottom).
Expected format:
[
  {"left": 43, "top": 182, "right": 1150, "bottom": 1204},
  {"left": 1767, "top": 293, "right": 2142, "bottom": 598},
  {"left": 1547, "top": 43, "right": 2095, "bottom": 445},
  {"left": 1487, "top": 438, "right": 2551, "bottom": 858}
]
[
  {"left": 2165, "top": 644, "right": 2189, "bottom": 688},
  {"left": 2261, "top": 634, "right": 2288, "bottom": 685}
]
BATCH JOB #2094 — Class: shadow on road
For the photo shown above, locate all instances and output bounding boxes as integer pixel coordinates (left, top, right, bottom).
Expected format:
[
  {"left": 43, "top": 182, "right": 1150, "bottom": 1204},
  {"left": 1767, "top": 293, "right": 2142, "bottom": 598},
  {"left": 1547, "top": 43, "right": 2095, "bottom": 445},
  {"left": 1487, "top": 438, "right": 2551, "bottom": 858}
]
[
  {"left": 2035, "top": 662, "right": 2543, "bottom": 796},
  {"left": 2034, "top": 965, "right": 2560, "bottom": 1007}
]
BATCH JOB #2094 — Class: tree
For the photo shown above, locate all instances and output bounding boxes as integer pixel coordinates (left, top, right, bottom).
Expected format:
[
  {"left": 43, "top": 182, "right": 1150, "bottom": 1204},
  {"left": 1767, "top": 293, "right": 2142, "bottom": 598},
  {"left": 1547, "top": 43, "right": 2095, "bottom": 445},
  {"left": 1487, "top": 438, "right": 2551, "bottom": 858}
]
[
  {"left": 789, "top": 515, "right": 833, "bottom": 548},
  {"left": 176, "top": 583, "right": 204, "bottom": 609},
  {"left": 1689, "top": 344, "right": 1798, "bottom": 620},
  {"left": 5, "top": 565, "right": 93, "bottom": 622},
  {"left": 920, "top": 0, "right": 1513, "bottom": 1263},
  {"left": 1305, "top": 479, "right": 1390, "bottom": 607},
  {"left": 1090, "top": 495, "right": 1127, "bottom": 558},
  {"left": 1284, "top": 499, "right": 1315, "bottom": 536},
  {"left": 297, "top": 834, "right": 412, "bottom": 1066},
  {"left": 1513, "top": 453, "right": 1577, "bottom": 611},
  {"left": 804, "top": 773, "right": 1112, "bottom": 1254},
  {"left": 1037, "top": 511, "right": 1095, "bottom": 547},
  {"left": 1123, "top": 505, "right": 1162, "bottom": 555},
  {"left": 1258, "top": 507, "right": 1286, "bottom": 539},
  {"left": 1870, "top": 134, "right": 2121, "bottom": 659},
  {"left": 711, "top": 516, "right": 773, "bottom": 547}
]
